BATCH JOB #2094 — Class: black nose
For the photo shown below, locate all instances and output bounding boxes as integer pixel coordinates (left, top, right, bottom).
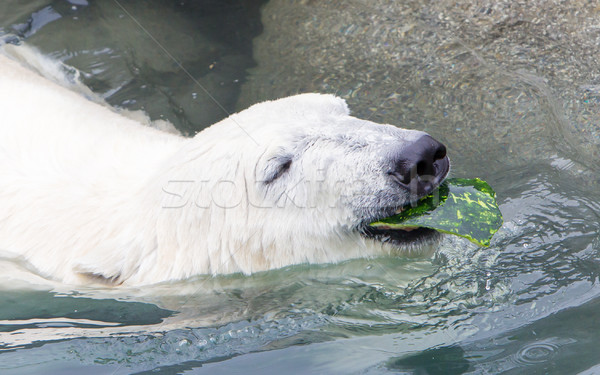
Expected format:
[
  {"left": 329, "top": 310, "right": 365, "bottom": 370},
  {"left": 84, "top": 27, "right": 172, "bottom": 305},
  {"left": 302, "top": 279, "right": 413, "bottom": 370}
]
[{"left": 387, "top": 135, "right": 448, "bottom": 196}]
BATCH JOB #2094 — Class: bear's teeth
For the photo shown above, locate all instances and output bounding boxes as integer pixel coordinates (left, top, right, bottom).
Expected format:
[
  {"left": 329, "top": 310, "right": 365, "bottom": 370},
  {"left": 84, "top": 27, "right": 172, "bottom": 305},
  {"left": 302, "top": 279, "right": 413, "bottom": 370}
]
[{"left": 395, "top": 207, "right": 404, "bottom": 214}]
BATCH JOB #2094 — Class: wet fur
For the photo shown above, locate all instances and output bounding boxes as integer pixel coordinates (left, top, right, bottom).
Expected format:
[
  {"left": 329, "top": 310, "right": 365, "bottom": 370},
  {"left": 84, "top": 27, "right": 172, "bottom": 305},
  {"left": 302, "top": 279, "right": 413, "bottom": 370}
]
[{"left": 0, "top": 46, "right": 439, "bottom": 286}]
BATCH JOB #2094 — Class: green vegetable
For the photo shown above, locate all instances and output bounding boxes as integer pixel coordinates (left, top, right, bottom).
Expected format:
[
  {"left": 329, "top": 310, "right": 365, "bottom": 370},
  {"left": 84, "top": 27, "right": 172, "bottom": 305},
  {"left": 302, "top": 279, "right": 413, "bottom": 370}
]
[{"left": 370, "top": 178, "right": 503, "bottom": 246}]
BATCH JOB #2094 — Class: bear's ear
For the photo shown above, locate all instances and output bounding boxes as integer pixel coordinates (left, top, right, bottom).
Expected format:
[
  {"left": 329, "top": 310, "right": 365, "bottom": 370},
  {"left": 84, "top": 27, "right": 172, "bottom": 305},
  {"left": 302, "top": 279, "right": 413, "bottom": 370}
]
[{"left": 260, "top": 154, "right": 293, "bottom": 184}]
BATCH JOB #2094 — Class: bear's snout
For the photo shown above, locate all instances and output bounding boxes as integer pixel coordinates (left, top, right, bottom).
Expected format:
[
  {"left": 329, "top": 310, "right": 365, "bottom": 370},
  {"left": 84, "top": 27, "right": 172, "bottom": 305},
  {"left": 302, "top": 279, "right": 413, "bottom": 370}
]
[{"left": 386, "top": 135, "right": 449, "bottom": 197}]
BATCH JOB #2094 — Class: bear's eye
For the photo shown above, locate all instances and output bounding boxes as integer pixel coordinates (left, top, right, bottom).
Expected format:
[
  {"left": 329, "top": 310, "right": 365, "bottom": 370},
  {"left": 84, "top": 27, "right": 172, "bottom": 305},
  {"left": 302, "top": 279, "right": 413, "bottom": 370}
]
[{"left": 264, "top": 156, "right": 292, "bottom": 184}]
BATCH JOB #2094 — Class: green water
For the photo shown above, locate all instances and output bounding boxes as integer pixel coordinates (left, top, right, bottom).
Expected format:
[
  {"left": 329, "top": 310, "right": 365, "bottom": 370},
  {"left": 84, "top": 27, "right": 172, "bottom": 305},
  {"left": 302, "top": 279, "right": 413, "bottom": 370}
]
[{"left": 2, "top": 1, "right": 600, "bottom": 374}]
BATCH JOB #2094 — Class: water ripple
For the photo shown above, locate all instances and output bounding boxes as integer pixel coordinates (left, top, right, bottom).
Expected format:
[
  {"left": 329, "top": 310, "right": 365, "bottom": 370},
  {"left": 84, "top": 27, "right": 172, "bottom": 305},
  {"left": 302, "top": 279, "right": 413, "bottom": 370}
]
[{"left": 514, "top": 341, "right": 558, "bottom": 365}]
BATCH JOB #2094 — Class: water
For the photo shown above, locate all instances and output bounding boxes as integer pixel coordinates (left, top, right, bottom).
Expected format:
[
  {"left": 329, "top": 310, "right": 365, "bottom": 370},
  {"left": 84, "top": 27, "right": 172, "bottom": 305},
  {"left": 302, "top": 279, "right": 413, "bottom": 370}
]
[{"left": 1, "top": 1, "right": 600, "bottom": 374}]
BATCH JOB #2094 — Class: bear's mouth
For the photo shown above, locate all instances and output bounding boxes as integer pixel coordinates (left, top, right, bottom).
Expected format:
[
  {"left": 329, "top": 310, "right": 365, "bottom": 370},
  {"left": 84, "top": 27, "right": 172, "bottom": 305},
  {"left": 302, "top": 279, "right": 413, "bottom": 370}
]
[
  {"left": 358, "top": 201, "right": 442, "bottom": 246},
  {"left": 359, "top": 155, "right": 450, "bottom": 246},
  {"left": 360, "top": 224, "right": 441, "bottom": 246}
]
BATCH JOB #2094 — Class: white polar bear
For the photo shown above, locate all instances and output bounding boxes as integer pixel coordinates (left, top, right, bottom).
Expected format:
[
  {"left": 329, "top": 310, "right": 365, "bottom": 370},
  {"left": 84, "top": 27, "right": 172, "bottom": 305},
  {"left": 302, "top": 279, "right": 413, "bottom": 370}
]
[{"left": 0, "top": 48, "right": 449, "bottom": 286}]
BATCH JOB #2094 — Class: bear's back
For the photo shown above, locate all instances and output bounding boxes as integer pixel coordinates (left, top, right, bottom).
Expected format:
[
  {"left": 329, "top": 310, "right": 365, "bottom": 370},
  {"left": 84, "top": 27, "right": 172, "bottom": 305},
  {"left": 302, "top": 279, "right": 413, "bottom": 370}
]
[{"left": 0, "top": 53, "right": 184, "bottom": 185}]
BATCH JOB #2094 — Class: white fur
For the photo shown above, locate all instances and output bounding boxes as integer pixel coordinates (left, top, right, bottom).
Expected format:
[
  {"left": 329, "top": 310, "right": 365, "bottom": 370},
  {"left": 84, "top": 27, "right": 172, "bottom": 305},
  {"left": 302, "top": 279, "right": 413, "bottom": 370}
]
[{"left": 0, "top": 47, "right": 435, "bottom": 286}]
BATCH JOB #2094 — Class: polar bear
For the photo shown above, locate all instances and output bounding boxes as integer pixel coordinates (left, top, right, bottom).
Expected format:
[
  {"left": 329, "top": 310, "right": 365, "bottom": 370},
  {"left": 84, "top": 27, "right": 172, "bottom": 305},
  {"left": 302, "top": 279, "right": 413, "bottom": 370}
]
[{"left": 0, "top": 49, "right": 449, "bottom": 286}]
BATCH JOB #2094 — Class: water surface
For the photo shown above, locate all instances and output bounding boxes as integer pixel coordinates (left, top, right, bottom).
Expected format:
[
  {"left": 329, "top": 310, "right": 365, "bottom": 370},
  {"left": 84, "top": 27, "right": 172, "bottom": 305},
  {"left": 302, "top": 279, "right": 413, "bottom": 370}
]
[{"left": 1, "top": 1, "right": 600, "bottom": 374}]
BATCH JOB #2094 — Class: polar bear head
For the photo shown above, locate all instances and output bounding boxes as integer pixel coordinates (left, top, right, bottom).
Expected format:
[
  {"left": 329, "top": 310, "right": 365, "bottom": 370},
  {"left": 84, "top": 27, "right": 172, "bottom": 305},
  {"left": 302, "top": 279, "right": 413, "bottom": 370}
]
[{"left": 147, "top": 94, "right": 449, "bottom": 282}]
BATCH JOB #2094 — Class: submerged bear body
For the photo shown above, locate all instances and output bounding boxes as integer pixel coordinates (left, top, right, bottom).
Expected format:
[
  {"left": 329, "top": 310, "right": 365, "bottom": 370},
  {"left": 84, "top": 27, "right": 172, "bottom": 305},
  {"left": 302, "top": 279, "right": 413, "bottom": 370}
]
[{"left": 0, "top": 48, "right": 449, "bottom": 286}]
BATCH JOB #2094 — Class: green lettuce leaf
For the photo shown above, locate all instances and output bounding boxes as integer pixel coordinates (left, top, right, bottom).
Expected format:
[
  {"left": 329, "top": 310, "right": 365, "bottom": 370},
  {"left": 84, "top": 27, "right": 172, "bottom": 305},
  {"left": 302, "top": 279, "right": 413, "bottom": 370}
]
[{"left": 369, "top": 178, "right": 503, "bottom": 246}]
